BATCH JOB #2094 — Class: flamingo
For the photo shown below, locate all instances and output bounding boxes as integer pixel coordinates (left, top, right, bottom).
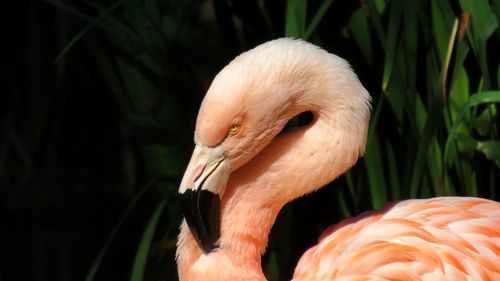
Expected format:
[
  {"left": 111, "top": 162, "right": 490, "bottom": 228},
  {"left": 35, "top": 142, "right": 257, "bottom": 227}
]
[{"left": 176, "top": 38, "right": 500, "bottom": 280}]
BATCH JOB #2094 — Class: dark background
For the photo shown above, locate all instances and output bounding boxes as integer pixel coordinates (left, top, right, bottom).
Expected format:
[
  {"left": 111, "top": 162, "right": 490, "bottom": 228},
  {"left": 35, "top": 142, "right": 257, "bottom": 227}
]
[{"left": 2, "top": 0, "right": 499, "bottom": 280}]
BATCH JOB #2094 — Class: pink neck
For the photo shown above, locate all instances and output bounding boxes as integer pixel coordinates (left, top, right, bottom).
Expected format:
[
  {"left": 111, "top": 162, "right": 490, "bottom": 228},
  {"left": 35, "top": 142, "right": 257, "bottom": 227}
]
[
  {"left": 177, "top": 51, "right": 370, "bottom": 280},
  {"left": 220, "top": 117, "right": 360, "bottom": 258}
]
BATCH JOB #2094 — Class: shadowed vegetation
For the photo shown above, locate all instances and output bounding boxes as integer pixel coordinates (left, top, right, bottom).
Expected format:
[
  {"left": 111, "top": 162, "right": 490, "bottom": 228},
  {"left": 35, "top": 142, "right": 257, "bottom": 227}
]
[{"left": 2, "top": 0, "right": 499, "bottom": 280}]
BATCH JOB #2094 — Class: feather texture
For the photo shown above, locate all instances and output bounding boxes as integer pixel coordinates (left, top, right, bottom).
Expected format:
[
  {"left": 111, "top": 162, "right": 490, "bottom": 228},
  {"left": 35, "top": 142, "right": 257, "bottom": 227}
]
[{"left": 294, "top": 197, "right": 500, "bottom": 280}]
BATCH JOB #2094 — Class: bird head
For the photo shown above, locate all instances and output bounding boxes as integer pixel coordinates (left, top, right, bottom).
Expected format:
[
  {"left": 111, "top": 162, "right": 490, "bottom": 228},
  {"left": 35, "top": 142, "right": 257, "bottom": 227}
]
[
  {"left": 178, "top": 42, "right": 300, "bottom": 253},
  {"left": 177, "top": 38, "right": 371, "bottom": 255}
]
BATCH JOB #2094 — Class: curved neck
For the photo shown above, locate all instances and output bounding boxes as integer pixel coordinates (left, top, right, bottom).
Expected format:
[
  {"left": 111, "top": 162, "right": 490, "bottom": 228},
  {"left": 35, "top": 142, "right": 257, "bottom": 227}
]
[
  {"left": 218, "top": 63, "right": 370, "bottom": 273},
  {"left": 177, "top": 49, "right": 371, "bottom": 281}
]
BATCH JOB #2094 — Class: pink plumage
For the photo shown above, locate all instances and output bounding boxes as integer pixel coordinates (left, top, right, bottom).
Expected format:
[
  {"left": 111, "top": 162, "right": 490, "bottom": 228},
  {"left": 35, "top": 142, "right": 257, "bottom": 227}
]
[
  {"left": 294, "top": 197, "right": 500, "bottom": 280},
  {"left": 176, "top": 38, "right": 500, "bottom": 280}
]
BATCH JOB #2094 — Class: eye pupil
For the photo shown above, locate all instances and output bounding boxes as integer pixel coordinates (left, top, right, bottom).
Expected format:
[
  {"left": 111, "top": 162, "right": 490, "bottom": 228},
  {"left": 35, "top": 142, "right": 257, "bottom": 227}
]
[{"left": 230, "top": 125, "right": 239, "bottom": 135}]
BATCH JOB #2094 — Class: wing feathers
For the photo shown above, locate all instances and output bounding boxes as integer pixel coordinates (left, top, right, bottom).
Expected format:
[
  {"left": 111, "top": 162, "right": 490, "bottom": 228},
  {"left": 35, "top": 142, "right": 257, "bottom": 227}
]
[{"left": 293, "top": 197, "right": 500, "bottom": 281}]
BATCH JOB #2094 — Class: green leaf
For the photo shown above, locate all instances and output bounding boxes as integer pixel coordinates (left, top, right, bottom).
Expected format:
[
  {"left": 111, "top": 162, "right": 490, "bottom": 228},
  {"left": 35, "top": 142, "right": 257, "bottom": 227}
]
[
  {"left": 445, "top": 91, "right": 500, "bottom": 163},
  {"left": 473, "top": 104, "right": 497, "bottom": 136},
  {"left": 403, "top": 0, "right": 418, "bottom": 89},
  {"left": 476, "top": 141, "right": 500, "bottom": 168},
  {"left": 427, "top": 138, "right": 443, "bottom": 196},
  {"left": 365, "top": 0, "right": 388, "bottom": 49},
  {"left": 448, "top": 65, "right": 470, "bottom": 121},
  {"left": 263, "top": 252, "right": 280, "bottom": 281},
  {"left": 258, "top": 0, "right": 275, "bottom": 34},
  {"left": 410, "top": 99, "right": 444, "bottom": 198},
  {"left": 130, "top": 200, "right": 166, "bottom": 281},
  {"left": 431, "top": 0, "right": 453, "bottom": 65},
  {"left": 85, "top": 182, "right": 155, "bottom": 281},
  {"left": 374, "top": 0, "right": 387, "bottom": 14},
  {"left": 343, "top": 169, "right": 356, "bottom": 206},
  {"left": 285, "top": 0, "right": 306, "bottom": 37},
  {"left": 495, "top": 0, "right": 500, "bottom": 26},
  {"left": 364, "top": 96, "right": 388, "bottom": 208},
  {"left": 348, "top": 8, "right": 373, "bottom": 65},
  {"left": 458, "top": 0, "right": 498, "bottom": 87},
  {"left": 338, "top": 188, "right": 352, "bottom": 218},
  {"left": 415, "top": 94, "right": 427, "bottom": 133},
  {"left": 455, "top": 133, "right": 478, "bottom": 153},
  {"left": 449, "top": 136, "right": 500, "bottom": 187},
  {"left": 449, "top": 91, "right": 500, "bottom": 129},
  {"left": 441, "top": 19, "right": 459, "bottom": 99},
  {"left": 304, "top": 0, "right": 335, "bottom": 40},
  {"left": 498, "top": 64, "right": 500, "bottom": 87},
  {"left": 384, "top": 140, "right": 400, "bottom": 200},
  {"left": 44, "top": 0, "right": 129, "bottom": 63},
  {"left": 364, "top": 131, "right": 388, "bottom": 208},
  {"left": 382, "top": 0, "right": 403, "bottom": 92},
  {"left": 459, "top": 0, "right": 498, "bottom": 42}
]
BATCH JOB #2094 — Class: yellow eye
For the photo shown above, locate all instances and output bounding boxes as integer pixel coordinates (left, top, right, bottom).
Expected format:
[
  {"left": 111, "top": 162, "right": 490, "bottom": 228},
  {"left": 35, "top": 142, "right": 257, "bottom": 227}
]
[{"left": 229, "top": 125, "right": 240, "bottom": 135}]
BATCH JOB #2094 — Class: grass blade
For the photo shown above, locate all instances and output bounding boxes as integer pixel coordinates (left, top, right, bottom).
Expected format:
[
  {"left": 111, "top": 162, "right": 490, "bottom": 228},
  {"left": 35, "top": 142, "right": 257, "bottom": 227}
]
[
  {"left": 445, "top": 91, "right": 500, "bottom": 164},
  {"left": 476, "top": 141, "right": 500, "bottom": 168},
  {"left": 459, "top": 0, "right": 498, "bottom": 88},
  {"left": 381, "top": 0, "right": 403, "bottom": 92},
  {"left": 410, "top": 99, "right": 444, "bottom": 198},
  {"left": 285, "top": 0, "right": 306, "bottom": 37},
  {"left": 365, "top": 131, "right": 388, "bottom": 208},
  {"left": 45, "top": 0, "right": 128, "bottom": 63},
  {"left": 85, "top": 180, "right": 155, "bottom": 281},
  {"left": 364, "top": 96, "right": 388, "bottom": 209},
  {"left": 441, "top": 19, "right": 459, "bottom": 100},
  {"left": 348, "top": 7, "right": 373, "bottom": 65},
  {"left": 365, "top": 0, "right": 387, "bottom": 49},
  {"left": 304, "top": 0, "right": 335, "bottom": 40},
  {"left": 384, "top": 140, "right": 400, "bottom": 200},
  {"left": 130, "top": 200, "right": 166, "bottom": 281}
]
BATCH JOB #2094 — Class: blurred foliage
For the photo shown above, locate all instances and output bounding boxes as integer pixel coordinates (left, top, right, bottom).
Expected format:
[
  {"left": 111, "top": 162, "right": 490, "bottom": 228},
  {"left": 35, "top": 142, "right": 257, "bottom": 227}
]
[{"left": 2, "top": 0, "right": 499, "bottom": 280}]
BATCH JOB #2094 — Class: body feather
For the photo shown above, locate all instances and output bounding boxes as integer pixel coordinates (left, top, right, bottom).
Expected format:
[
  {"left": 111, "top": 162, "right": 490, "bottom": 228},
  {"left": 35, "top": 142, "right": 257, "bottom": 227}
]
[{"left": 294, "top": 197, "right": 500, "bottom": 280}]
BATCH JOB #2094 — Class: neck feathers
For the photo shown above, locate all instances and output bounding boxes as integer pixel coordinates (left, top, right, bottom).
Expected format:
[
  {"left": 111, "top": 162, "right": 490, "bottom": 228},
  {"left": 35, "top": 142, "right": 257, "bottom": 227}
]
[
  {"left": 177, "top": 38, "right": 371, "bottom": 280},
  {"left": 219, "top": 38, "right": 371, "bottom": 264}
]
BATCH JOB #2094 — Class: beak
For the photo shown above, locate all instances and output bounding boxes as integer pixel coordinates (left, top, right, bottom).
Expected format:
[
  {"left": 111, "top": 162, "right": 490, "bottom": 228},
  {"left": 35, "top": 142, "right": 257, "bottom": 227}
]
[{"left": 179, "top": 145, "right": 230, "bottom": 254}]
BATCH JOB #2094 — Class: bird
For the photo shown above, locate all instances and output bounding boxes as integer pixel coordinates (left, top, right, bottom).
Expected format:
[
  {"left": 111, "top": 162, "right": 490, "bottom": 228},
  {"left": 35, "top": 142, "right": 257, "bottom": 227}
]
[{"left": 175, "top": 38, "right": 500, "bottom": 280}]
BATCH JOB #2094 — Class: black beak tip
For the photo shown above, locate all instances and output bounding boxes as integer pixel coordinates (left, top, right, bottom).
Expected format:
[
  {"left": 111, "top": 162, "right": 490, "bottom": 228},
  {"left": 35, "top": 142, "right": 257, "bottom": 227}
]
[{"left": 179, "top": 188, "right": 221, "bottom": 254}]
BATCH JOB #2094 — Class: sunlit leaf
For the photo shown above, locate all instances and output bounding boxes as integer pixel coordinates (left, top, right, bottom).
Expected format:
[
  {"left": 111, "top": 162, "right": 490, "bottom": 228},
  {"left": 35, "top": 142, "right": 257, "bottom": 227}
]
[{"left": 477, "top": 141, "right": 500, "bottom": 168}]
